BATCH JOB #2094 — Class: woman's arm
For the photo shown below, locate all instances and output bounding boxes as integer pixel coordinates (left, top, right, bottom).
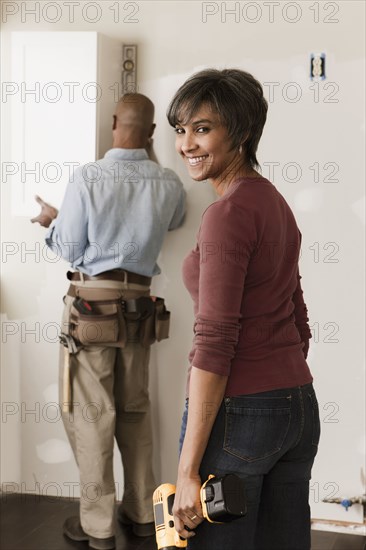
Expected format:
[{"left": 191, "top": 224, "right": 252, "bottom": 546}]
[
  {"left": 173, "top": 367, "right": 228, "bottom": 539},
  {"left": 292, "top": 269, "right": 312, "bottom": 358},
  {"left": 173, "top": 200, "right": 255, "bottom": 538}
]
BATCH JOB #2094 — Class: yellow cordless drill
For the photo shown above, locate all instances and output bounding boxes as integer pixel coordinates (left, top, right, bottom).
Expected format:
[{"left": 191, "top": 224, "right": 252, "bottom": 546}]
[{"left": 153, "top": 474, "right": 247, "bottom": 549}]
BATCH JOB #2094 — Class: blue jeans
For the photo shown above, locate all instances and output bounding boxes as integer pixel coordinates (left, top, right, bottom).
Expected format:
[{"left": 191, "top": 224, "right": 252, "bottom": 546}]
[{"left": 179, "top": 383, "right": 320, "bottom": 550}]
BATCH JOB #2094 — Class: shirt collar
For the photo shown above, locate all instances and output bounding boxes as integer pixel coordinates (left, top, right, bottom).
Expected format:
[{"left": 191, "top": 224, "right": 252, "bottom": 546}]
[{"left": 104, "top": 148, "right": 149, "bottom": 161}]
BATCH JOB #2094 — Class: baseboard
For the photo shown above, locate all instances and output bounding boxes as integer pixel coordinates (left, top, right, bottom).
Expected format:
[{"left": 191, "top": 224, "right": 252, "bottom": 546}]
[{"left": 311, "top": 518, "right": 366, "bottom": 537}]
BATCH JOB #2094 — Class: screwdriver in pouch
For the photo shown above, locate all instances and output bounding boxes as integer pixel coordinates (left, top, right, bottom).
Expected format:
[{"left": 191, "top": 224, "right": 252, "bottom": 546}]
[{"left": 73, "top": 298, "right": 94, "bottom": 315}]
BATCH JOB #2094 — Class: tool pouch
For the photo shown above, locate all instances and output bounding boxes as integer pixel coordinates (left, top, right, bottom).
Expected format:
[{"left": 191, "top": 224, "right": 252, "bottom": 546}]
[
  {"left": 139, "top": 298, "right": 171, "bottom": 348},
  {"left": 69, "top": 299, "right": 126, "bottom": 347}
]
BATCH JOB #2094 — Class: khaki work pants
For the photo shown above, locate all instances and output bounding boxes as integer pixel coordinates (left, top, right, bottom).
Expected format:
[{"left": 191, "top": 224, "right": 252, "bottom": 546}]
[{"left": 59, "top": 279, "right": 156, "bottom": 539}]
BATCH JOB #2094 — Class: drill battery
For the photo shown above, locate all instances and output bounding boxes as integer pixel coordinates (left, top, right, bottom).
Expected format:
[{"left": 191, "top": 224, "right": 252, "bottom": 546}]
[{"left": 201, "top": 474, "right": 247, "bottom": 523}]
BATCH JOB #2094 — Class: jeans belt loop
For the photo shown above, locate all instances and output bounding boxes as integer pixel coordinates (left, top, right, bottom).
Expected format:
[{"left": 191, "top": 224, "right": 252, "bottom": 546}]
[
  {"left": 79, "top": 272, "right": 85, "bottom": 283},
  {"left": 123, "top": 270, "right": 128, "bottom": 284}
]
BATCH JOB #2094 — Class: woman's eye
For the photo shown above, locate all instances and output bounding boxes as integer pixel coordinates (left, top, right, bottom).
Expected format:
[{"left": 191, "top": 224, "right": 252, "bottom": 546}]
[{"left": 174, "top": 126, "right": 209, "bottom": 134}]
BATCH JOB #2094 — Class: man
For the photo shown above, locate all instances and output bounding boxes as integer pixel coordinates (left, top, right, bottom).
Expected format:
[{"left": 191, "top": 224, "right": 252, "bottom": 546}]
[{"left": 31, "top": 94, "right": 186, "bottom": 550}]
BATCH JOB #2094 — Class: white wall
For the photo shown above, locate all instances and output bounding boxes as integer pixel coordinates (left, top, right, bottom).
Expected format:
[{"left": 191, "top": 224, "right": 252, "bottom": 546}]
[{"left": 1, "top": 0, "right": 365, "bottom": 527}]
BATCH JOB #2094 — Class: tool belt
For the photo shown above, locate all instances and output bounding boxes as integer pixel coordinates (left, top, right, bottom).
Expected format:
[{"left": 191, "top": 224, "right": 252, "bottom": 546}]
[{"left": 66, "top": 287, "right": 170, "bottom": 349}]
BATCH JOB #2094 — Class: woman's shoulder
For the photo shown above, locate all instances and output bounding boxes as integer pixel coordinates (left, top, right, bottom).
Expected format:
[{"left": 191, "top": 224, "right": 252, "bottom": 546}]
[
  {"left": 199, "top": 190, "right": 257, "bottom": 241},
  {"left": 205, "top": 177, "right": 275, "bottom": 214},
  {"left": 226, "top": 175, "right": 286, "bottom": 211}
]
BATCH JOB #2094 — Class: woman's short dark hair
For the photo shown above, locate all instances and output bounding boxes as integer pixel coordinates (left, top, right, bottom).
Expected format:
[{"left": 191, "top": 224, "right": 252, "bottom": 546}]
[{"left": 167, "top": 68, "right": 268, "bottom": 169}]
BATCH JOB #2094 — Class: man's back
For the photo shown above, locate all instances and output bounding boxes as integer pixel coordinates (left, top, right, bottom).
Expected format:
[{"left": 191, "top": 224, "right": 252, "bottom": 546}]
[{"left": 46, "top": 148, "right": 185, "bottom": 276}]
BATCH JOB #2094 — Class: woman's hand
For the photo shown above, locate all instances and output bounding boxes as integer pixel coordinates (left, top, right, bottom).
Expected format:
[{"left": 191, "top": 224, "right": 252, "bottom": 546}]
[{"left": 173, "top": 472, "right": 204, "bottom": 539}]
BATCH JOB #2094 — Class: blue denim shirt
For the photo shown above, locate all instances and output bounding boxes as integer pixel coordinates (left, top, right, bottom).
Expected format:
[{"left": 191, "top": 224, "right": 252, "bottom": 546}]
[{"left": 45, "top": 148, "right": 186, "bottom": 277}]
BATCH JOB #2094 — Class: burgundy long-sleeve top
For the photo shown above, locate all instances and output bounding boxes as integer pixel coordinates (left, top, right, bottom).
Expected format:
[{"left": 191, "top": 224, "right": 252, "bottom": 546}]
[{"left": 182, "top": 176, "right": 313, "bottom": 397}]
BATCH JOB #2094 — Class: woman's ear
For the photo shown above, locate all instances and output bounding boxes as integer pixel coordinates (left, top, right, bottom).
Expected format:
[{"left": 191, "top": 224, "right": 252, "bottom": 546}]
[
  {"left": 112, "top": 115, "right": 117, "bottom": 131},
  {"left": 239, "top": 133, "right": 250, "bottom": 154}
]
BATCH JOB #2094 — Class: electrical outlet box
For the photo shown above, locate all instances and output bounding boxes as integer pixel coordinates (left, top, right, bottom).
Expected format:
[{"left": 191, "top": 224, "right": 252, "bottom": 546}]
[{"left": 310, "top": 52, "right": 326, "bottom": 80}]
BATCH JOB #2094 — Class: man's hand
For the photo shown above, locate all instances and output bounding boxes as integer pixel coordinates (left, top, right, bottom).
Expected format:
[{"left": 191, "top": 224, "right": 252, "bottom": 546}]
[
  {"left": 145, "top": 138, "right": 159, "bottom": 164},
  {"left": 31, "top": 195, "right": 58, "bottom": 228}
]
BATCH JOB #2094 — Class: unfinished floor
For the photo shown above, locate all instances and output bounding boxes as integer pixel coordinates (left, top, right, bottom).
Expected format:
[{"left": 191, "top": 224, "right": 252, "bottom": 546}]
[{"left": 1, "top": 494, "right": 365, "bottom": 550}]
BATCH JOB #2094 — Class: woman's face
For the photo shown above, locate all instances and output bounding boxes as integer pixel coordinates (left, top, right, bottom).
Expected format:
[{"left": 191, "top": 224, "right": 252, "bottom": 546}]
[{"left": 174, "top": 104, "right": 241, "bottom": 190}]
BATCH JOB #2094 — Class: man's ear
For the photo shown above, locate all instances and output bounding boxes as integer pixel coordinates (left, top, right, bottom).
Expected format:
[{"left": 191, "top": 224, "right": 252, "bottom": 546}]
[
  {"left": 112, "top": 115, "right": 117, "bottom": 131},
  {"left": 149, "top": 123, "right": 156, "bottom": 138}
]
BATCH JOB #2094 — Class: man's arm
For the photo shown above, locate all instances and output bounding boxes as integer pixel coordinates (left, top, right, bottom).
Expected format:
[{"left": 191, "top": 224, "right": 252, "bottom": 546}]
[
  {"left": 168, "top": 184, "right": 186, "bottom": 230},
  {"left": 40, "top": 174, "right": 89, "bottom": 266}
]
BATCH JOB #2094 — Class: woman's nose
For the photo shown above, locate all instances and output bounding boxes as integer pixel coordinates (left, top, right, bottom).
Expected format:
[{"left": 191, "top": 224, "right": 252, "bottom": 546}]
[{"left": 180, "top": 132, "right": 198, "bottom": 154}]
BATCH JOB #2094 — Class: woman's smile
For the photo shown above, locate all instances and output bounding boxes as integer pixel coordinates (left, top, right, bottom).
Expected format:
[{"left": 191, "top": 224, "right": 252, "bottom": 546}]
[{"left": 186, "top": 154, "right": 209, "bottom": 166}]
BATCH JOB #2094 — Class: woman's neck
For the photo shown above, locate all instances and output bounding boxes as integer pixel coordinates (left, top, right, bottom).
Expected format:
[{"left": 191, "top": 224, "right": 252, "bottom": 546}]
[{"left": 211, "top": 166, "right": 262, "bottom": 197}]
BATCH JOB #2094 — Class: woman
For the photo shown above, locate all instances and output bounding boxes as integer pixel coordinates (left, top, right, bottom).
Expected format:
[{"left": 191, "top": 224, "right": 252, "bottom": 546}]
[{"left": 167, "top": 69, "right": 320, "bottom": 550}]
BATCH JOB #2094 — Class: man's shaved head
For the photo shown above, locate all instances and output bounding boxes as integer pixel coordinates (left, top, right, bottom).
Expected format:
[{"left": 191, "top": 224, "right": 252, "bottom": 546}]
[
  {"left": 112, "top": 93, "right": 155, "bottom": 150},
  {"left": 116, "top": 93, "right": 154, "bottom": 127}
]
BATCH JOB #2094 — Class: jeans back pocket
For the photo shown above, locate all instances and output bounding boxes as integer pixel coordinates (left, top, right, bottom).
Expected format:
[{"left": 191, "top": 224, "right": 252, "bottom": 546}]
[
  {"left": 308, "top": 392, "right": 321, "bottom": 447},
  {"left": 224, "top": 395, "right": 292, "bottom": 462}
]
